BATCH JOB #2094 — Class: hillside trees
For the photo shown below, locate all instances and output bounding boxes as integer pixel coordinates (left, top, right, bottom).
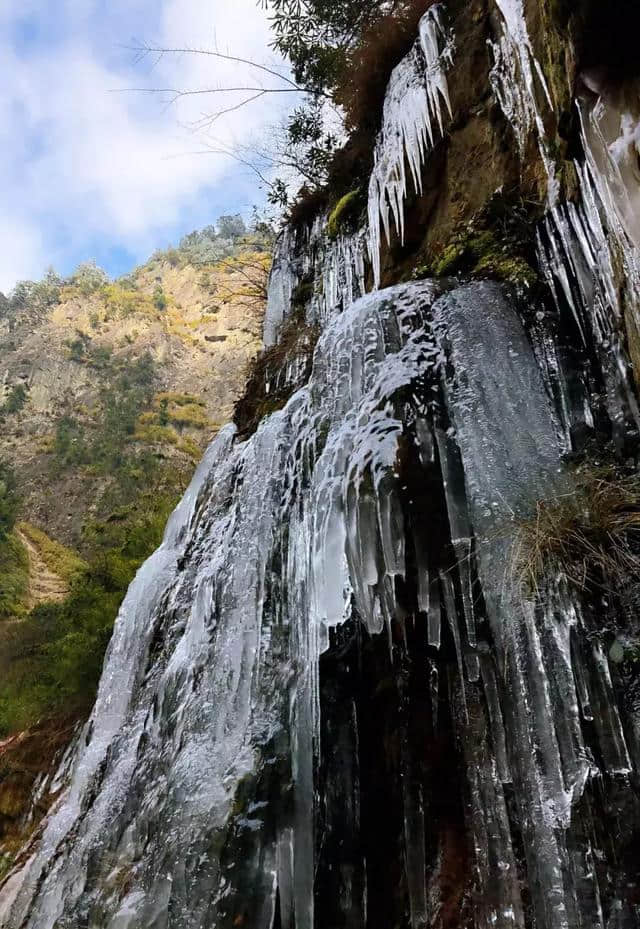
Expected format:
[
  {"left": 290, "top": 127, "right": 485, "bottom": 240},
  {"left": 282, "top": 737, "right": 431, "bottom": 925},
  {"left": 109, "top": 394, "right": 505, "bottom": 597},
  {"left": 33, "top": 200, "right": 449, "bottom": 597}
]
[{"left": 0, "top": 460, "right": 19, "bottom": 541}]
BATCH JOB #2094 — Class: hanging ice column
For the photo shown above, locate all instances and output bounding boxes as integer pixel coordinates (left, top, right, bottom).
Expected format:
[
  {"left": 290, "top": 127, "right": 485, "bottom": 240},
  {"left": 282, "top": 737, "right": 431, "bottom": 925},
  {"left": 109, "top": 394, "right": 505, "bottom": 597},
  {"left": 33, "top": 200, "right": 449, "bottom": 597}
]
[
  {"left": 264, "top": 226, "right": 300, "bottom": 346},
  {"left": 532, "top": 99, "right": 640, "bottom": 434},
  {"left": 487, "top": 0, "right": 640, "bottom": 436},
  {"left": 489, "top": 0, "right": 556, "bottom": 193},
  {"left": 265, "top": 4, "right": 454, "bottom": 336},
  {"left": 367, "top": 5, "right": 454, "bottom": 288}
]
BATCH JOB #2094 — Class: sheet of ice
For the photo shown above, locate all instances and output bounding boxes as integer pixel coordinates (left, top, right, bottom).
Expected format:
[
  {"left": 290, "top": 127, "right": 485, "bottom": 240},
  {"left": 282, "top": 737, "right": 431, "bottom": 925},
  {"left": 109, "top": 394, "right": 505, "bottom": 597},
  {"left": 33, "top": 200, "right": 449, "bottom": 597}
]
[
  {"left": 3, "top": 277, "right": 636, "bottom": 929},
  {"left": 0, "top": 281, "right": 448, "bottom": 929}
]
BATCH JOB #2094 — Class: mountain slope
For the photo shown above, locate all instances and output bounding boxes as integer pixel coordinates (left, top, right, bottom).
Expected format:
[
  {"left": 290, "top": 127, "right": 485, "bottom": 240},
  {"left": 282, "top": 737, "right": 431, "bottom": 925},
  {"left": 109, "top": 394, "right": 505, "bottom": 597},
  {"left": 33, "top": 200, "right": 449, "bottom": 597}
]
[{"left": 0, "top": 226, "right": 268, "bottom": 732}]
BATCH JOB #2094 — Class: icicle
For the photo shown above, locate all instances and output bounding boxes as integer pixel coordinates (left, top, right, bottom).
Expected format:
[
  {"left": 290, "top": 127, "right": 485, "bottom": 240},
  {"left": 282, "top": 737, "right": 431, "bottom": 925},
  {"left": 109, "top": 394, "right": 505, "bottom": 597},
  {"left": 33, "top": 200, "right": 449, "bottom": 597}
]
[
  {"left": 427, "top": 574, "right": 441, "bottom": 650},
  {"left": 264, "top": 228, "right": 299, "bottom": 345},
  {"left": 454, "top": 538, "right": 476, "bottom": 648},
  {"left": 488, "top": 0, "right": 558, "bottom": 200},
  {"left": 440, "top": 570, "right": 467, "bottom": 720},
  {"left": 367, "top": 5, "right": 454, "bottom": 288},
  {"left": 428, "top": 660, "right": 439, "bottom": 733},
  {"left": 402, "top": 780, "right": 428, "bottom": 929},
  {"left": 479, "top": 652, "right": 512, "bottom": 784}
]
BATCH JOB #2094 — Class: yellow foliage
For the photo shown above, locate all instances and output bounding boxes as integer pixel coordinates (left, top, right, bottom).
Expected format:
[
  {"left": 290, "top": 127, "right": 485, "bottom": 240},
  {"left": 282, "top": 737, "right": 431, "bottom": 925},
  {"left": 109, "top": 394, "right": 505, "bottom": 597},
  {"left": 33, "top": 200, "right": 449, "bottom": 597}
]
[
  {"left": 154, "top": 392, "right": 205, "bottom": 408},
  {"left": 168, "top": 403, "right": 209, "bottom": 430},
  {"left": 133, "top": 425, "right": 179, "bottom": 446},
  {"left": 17, "top": 522, "right": 87, "bottom": 584},
  {"left": 177, "top": 437, "right": 202, "bottom": 460},
  {"left": 101, "top": 284, "right": 157, "bottom": 319}
]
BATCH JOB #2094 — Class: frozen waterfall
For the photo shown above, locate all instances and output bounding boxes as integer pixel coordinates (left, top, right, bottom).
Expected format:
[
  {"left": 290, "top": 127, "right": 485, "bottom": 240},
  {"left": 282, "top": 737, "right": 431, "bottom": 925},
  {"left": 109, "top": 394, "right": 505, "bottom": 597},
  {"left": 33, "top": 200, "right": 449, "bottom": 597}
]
[
  {"left": 2, "top": 273, "right": 638, "bottom": 929},
  {"left": 2, "top": 3, "right": 640, "bottom": 929}
]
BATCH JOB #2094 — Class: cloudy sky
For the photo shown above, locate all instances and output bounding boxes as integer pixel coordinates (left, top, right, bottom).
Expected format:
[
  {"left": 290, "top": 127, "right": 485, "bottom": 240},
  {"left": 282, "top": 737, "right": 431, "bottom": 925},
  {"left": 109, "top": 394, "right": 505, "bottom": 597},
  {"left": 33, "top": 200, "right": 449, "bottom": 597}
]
[{"left": 0, "top": 0, "right": 292, "bottom": 291}]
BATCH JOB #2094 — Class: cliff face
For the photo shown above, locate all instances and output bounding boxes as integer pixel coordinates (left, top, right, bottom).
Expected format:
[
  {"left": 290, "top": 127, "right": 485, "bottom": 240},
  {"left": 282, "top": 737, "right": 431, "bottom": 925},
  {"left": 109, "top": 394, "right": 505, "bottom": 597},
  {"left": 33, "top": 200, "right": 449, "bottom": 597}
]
[
  {"left": 0, "top": 249, "right": 265, "bottom": 551},
  {"left": 1, "top": 2, "right": 640, "bottom": 928}
]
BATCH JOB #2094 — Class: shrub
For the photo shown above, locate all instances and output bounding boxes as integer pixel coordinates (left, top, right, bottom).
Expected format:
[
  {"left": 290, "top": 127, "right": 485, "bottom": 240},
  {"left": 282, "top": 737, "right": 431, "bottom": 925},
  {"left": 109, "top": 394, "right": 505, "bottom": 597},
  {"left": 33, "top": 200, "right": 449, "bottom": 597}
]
[
  {"left": 177, "top": 436, "right": 202, "bottom": 460},
  {"left": 217, "top": 214, "right": 246, "bottom": 239},
  {"left": 87, "top": 344, "right": 113, "bottom": 369},
  {"left": 158, "top": 397, "right": 169, "bottom": 426},
  {"left": 154, "top": 392, "right": 204, "bottom": 408},
  {"left": 133, "top": 424, "right": 179, "bottom": 445},
  {"left": 1, "top": 384, "right": 28, "bottom": 415},
  {"left": 167, "top": 403, "right": 209, "bottom": 430},
  {"left": 8, "top": 269, "right": 62, "bottom": 313},
  {"left": 102, "top": 283, "right": 155, "bottom": 318},
  {"left": 53, "top": 416, "right": 88, "bottom": 467},
  {"left": 0, "top": 460, "right": 19, "bottom": 541},
  {"left": 0, "top": 533, "right": 29, "bottom": 619},
  {"left": 153, "top": 286, "right": 167, "bottom": 311},
  {"left": 68, "top": 260, "right": 109, "bottom": 296},
  {"left": 165, "top": 248, "right": 183, "bottom": 268},
  {"left": 66, "top": 332, "right": 91, "bottom": 362},
  {"left": 335, "top": 0, "right": 434, "bottom": 134}
]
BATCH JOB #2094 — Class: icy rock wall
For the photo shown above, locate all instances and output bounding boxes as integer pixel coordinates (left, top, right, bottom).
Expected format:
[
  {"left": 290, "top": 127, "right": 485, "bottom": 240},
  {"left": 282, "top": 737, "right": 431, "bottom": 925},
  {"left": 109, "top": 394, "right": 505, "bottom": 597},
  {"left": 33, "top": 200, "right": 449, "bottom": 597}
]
[
  {"left": 3, "top": 277, "right": 639, "bottom": 929},
  {"left": 263, "top": 3, "right": 454, "bottom": 347},
  {"left": 488, "top": 0, "right": 640, "bottom": 441}
]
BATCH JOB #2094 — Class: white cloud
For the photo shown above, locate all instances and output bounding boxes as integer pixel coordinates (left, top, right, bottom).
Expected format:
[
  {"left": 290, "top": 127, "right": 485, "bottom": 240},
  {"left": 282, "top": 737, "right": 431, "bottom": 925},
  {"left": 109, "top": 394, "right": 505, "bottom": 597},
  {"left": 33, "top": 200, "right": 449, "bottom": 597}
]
[{"left": 0, "top": 0, "right": 291, "bottom": 291}]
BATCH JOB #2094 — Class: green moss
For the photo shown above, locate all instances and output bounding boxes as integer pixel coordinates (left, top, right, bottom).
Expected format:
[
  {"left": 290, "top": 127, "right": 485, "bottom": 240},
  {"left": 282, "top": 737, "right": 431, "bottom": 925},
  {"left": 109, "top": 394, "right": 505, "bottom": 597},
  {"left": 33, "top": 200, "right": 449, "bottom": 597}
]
[
  {"left": 432, "top": 242, "right": 468, "bottom": 277},
  {"left": 431, "top": 227, "right": 539, "bottom": 289},
  {"left": 326, "top": 189, "right": 362, "bottom": 239},
  {"left": 473, "top": 252, "right": 539, "bottom": 288}
]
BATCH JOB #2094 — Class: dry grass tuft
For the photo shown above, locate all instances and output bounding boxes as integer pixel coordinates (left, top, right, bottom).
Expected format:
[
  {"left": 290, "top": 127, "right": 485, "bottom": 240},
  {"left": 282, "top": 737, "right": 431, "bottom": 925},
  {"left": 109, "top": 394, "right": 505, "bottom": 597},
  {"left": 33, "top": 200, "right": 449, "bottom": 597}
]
[{"left": 511, "top": 470, "right": 640, "bottom": 594}]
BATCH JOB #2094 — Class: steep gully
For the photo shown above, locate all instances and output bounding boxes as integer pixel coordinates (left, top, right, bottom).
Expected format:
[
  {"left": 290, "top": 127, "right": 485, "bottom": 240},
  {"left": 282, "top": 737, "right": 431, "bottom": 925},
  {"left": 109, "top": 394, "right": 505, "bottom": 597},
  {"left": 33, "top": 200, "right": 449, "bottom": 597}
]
[{"left": 1, "top": 2, "right": 640, "bottom": 928}]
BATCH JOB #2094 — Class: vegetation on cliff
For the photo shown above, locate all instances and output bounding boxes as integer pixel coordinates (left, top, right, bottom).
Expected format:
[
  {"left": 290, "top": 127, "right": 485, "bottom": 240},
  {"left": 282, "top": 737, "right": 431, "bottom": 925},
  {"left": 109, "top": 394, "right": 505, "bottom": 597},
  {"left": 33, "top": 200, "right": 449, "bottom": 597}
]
[{"left": 0, "top": 217, "right": 269, "bottom": 737}]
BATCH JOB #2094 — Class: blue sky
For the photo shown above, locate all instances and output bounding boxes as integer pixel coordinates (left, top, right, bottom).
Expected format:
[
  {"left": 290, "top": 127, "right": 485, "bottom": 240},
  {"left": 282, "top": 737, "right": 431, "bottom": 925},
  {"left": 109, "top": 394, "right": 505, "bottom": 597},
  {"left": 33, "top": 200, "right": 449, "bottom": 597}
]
[{"left": 0, "top": 0, "right": 291, "bottom": 290}]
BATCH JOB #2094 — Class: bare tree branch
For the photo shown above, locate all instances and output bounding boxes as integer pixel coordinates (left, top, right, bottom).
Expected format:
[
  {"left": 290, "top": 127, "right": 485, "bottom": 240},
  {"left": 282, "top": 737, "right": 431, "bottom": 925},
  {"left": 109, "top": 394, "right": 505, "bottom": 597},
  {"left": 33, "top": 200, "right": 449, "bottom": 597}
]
[{"left": 125, "top": 41, "right": 305, "bottom": 92}]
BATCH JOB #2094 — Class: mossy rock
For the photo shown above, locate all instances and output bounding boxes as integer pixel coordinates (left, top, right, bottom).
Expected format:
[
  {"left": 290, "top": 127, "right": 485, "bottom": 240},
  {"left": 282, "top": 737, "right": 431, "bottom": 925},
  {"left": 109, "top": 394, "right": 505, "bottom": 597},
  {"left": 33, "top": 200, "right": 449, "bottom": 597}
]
[
  {"left": 430, "top": 227, "right": 539, "bottom": 289},
  {"left": 291, "top": 278, "right": 315, "bottom": 313},
  {"left": 326, "top": 189, "right": 362, "bottom": 239}
]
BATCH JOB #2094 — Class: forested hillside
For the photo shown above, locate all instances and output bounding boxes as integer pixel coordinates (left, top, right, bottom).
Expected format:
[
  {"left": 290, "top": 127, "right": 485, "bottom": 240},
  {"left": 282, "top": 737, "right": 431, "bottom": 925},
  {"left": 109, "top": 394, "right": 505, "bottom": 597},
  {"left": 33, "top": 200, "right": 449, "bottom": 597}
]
[{"left": 0, "top": 218, "right": 269, "bottom": 736}]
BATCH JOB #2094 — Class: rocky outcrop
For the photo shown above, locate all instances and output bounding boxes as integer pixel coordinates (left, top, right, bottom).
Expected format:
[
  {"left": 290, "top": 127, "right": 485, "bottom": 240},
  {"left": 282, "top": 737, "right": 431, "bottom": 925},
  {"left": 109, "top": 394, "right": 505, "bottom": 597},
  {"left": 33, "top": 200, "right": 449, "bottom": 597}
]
[{"left": 0, "top": 253, "right": 265, "bottom": 551}]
